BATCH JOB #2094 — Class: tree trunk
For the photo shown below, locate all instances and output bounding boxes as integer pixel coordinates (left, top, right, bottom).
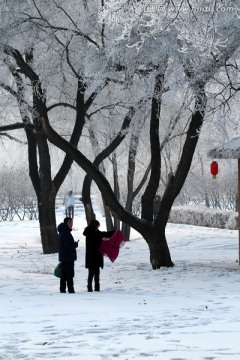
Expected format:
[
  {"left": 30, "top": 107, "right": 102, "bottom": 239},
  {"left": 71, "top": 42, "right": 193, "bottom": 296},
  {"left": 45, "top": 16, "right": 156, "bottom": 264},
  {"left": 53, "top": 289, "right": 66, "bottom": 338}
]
[
  {"left": 141, "top": 224, "right": 174, "bottom": 268},
  {"left": 121, "top": 222, "right": 131, "bottom": 241},
  {"left": 141, "top": 71, "right": 165, "bottom": 221},
  {"left": 81, "top": 175, "right": 96, "bottom": 224},
  {"left": 25, "top": 128, "right": 59, "bottom": 253},
  {"left": 82, "top": 200, "right": 96, "bottom": 224},
  {"left": 112, "top": 152, "right": 120, "bottom": 230},
  {"left": 38, "top": 194, "right": 58, "bottom": 254},
  {"left": 103, "top": 199, "right": 114, "bottom": 230}
]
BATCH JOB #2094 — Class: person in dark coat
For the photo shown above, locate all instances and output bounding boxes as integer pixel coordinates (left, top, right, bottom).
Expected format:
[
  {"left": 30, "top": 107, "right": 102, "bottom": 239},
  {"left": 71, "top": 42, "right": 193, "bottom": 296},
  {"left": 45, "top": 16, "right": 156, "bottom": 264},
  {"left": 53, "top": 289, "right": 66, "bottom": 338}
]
[
  {"left": 58, "top": 217, "right": 79, "bottom": 293},
  {"left": 83, "top": 219, "right": 115, "bottom": 292}
]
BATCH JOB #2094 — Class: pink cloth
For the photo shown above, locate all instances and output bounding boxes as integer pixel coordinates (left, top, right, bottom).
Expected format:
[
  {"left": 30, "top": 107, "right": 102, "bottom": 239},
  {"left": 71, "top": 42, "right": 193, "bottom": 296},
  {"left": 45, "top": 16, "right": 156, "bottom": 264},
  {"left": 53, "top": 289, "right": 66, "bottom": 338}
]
[{"left": 99, "top": 230, "right": 126, "bottom": 262}]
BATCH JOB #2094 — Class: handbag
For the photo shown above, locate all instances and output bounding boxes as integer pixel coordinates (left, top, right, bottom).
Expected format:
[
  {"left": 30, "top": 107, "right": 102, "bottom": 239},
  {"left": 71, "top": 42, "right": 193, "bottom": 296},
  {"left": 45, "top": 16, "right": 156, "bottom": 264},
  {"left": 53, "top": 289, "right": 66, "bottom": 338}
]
[{"left": 53, "top": 262, "right": 63, "bottom": 278}]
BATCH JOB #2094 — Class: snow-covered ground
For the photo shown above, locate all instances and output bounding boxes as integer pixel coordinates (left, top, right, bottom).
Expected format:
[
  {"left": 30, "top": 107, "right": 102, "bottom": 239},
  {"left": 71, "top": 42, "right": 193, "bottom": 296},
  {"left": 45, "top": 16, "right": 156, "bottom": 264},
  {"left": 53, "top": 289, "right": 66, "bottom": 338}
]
[{"left": 1, "top": 206, "right": 240, "bottom": 359}]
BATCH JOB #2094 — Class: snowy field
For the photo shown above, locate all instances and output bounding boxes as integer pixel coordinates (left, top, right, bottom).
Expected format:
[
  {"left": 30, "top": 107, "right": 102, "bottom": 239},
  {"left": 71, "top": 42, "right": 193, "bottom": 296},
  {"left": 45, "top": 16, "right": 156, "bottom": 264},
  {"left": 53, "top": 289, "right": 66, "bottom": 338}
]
[{"left": 1, "top": 206, "right": 240, "bottom": 360}]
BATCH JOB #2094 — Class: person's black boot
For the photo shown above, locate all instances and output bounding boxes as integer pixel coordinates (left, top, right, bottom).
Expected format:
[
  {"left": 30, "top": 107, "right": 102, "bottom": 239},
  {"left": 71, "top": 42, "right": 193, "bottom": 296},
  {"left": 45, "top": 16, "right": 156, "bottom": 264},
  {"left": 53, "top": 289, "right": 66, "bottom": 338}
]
[
  {"left": 94, "top": 284, "right": 100, "bottom": 292},
  {"left": 87, "top": 285, "right": 93, "bottom": 292}
]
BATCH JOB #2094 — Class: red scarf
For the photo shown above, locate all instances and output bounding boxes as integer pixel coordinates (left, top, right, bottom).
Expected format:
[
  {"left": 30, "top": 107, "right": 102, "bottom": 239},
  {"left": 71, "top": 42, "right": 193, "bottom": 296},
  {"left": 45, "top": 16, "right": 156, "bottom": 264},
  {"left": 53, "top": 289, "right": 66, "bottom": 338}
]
[{"left": 99, "top": 229, "right": 126, "bottom": 262}]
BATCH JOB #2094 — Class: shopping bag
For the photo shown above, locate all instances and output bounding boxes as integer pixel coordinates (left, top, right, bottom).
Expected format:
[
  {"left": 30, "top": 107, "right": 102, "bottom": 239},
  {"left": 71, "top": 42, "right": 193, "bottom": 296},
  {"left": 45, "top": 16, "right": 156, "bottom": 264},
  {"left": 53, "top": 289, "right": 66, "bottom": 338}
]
[{"left": 53, "top": 262, "right": 63, "bottom": 278}]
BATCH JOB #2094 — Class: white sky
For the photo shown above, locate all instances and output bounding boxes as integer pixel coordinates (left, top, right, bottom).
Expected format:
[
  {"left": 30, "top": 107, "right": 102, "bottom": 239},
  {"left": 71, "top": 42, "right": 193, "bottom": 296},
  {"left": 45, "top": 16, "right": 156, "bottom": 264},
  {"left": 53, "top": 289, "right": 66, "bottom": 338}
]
[{"left": 0, "top": 205, "right": 240, "bottom": 359}]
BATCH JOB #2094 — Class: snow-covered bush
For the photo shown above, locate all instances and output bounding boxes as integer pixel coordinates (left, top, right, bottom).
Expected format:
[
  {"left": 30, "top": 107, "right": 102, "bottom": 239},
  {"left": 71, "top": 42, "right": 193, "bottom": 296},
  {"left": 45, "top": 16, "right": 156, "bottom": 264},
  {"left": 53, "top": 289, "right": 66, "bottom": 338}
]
[{"left": 169, "top": 206, "right": 238, "bottom": 229}]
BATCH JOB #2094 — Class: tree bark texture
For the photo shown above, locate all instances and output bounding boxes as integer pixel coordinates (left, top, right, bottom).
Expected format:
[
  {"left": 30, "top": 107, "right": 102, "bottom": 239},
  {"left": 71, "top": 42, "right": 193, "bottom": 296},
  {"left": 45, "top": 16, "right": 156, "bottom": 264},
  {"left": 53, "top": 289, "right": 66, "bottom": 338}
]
[{"left": 38, "top": 195, "right": 58, "bottom": 254}]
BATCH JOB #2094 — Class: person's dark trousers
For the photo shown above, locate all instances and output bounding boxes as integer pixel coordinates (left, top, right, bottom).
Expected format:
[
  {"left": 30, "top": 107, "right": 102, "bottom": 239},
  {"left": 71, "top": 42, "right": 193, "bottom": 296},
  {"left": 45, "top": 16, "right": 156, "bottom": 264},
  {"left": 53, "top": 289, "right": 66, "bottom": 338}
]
[
  {"left": 66, "top": 206, "right": 74, "bottom": 219},
  {"left": 60, "top": 261, "right": 75, "bottom": 293},
  {"left": 88, "top": 268, "right": 100, "bottom": 292}
]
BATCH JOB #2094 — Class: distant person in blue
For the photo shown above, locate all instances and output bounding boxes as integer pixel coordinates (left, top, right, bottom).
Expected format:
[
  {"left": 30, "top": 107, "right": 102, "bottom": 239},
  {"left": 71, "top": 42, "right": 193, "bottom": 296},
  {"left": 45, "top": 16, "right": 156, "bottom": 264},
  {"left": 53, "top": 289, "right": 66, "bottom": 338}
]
[
  {"left": 64, "top": 191, "right": 75, "bottom": 218},
  {"left": 58, "top": 217, "right": 79, "bottom": 293}
]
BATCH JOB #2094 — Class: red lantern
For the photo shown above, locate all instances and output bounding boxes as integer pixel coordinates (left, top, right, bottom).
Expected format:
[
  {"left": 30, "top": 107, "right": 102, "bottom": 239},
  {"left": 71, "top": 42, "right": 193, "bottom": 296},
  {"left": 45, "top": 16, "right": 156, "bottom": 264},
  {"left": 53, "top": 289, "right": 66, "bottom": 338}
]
[{"left": 210, "top": 161, "right": 218, "bottom": 179}]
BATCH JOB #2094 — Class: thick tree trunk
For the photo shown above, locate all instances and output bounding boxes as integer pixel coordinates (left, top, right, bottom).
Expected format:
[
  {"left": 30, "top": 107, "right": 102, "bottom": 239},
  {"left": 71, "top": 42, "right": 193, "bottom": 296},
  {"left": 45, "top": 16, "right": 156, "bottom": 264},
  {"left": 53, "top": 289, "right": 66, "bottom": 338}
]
[
  {"left": 142, "top": 224, "right": 174, "bottom": 268},
  {"left": 25, "top": 128, "right": 58, "bottom": 253},
  {"left": 38, "top": 194, "right": 58, "bottom": 254}
]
